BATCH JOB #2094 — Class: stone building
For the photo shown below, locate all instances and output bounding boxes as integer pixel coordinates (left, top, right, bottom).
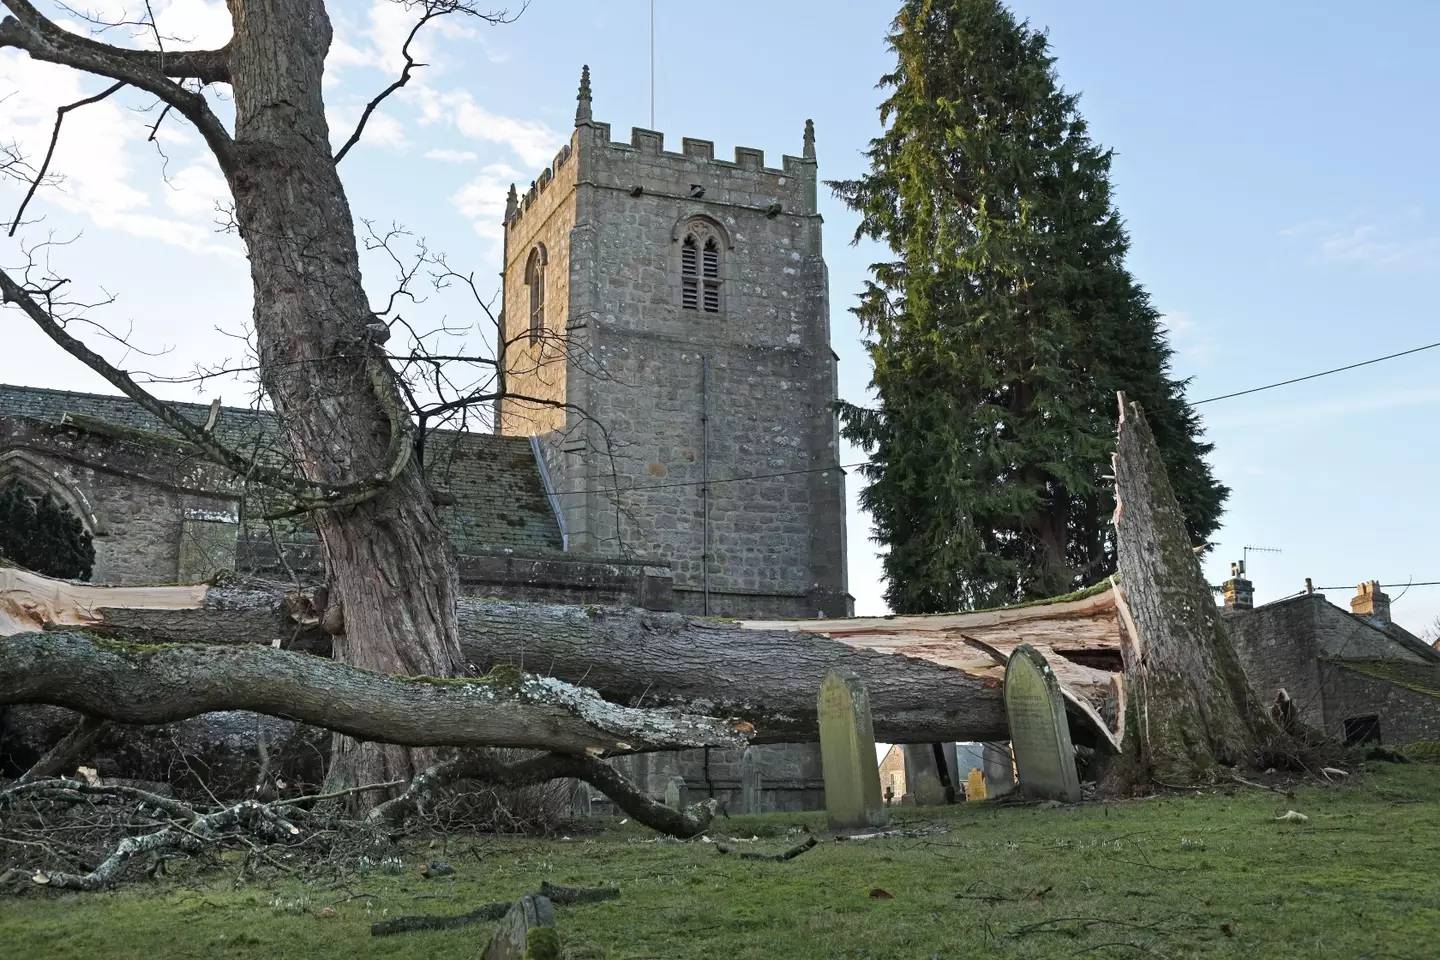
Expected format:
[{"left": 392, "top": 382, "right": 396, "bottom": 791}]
[
  {"left": 497, "top": 66, "right": 850, "bottom": 622},
  {"left": 1222, "top": 573, "right": 1440, "bottom": 746},
  {"left": 0, "top": 383, "right": 673, "bottom": 606},
  {"left": 491, "top": 68, "right": 853, "bottom": 811}
]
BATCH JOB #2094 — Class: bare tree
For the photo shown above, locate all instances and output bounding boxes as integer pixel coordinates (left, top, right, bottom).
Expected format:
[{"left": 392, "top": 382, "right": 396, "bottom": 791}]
[{"left": 0, "top": 0, "right": 548, "bottom": 796}]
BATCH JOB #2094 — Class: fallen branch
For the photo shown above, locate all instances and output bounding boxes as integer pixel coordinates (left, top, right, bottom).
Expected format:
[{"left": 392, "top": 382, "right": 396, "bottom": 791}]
[
  {"left": 1, "top": 631, "right": 749, "bottom": 755},
  {"left": 31, "top": 796, "right": 300, "bottom": 891},
  {"left": 715, "top": 835, "right": 819, "bottom": 861},
  {"left": 17, "top": 715, "right": 110, "bottom": 783},
  {"left": 370, "top": 882, "right": 619, "bottom": 937},
  {"left": 369, "top": 752, "right": 719, "bottom": 839}
]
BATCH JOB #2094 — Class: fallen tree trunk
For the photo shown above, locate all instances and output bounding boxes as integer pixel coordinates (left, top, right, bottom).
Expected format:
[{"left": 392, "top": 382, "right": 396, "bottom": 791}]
[
  {"left": 1, "top": 566, "right": 1128, "bottom": 745},
  {"left": 0, "top": 631, "right": 747, "bottom": 755},
  {"left": 1112, "top": 393, "right": 1283, "bottom": 782}
]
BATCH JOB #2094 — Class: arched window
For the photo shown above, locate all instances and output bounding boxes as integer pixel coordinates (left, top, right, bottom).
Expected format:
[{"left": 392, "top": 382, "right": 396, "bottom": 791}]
[
  {"left": 525, "top": 246, "right": 546, "bottom": 342},
  {"left": 0, "top": 482, "right": 95, "bottom": 580},
  {"left": 679, "top": 221, "right": 723, "bottom": 313}
]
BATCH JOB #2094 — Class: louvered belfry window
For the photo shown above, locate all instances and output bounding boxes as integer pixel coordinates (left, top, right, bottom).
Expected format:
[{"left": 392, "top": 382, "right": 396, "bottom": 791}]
[
  {"left": 680, "top": 221, "right": 722, "bottom": 314},
  {"left": 525, "top": 247, "right": 545, "bottom": 342}
]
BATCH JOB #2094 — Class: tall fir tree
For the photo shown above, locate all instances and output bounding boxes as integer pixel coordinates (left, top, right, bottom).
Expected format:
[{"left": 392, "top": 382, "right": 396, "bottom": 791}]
[{"left": 834, "top": 0, "right": 1227, "bottom": 613}]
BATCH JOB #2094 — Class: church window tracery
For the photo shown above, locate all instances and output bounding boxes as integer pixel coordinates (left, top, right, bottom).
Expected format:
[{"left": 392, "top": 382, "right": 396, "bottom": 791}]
[
  {"left": 525, "top": 246, "right": 547, "bottom": 342},
  {"left": 680, "top": 221, "right": 723, "bottom": 314}
]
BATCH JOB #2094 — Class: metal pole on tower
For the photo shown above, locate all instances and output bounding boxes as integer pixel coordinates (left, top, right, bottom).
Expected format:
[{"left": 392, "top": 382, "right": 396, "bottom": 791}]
[{"left": 650, "top": 0, "right": 655, "bottom": 128}]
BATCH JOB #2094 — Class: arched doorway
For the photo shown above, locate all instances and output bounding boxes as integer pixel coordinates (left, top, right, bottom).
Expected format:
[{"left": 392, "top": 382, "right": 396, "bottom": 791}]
[{"left": 0, "top": 469, "right": 95, "bottom": 581}]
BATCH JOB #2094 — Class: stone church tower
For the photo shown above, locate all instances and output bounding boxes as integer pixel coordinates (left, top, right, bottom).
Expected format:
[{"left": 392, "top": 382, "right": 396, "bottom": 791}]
[{"left": 497, "top": 67, "right": 850, "bottom": 622}]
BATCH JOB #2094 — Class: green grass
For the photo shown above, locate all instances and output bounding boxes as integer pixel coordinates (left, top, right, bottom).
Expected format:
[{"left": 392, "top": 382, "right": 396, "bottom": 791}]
[{"left": 3, "top": 763, "right": 1438, "bottom": 959}]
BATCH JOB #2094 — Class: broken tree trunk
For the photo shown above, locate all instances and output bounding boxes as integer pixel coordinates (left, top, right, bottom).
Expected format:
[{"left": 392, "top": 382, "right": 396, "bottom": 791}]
[
  {"left": 0, "top": 631, "right": 747, "bottom": 755},
  {"left": 1112, "top": 393, "right": 1281, "bottom": 782},
  {"left": 1, "top": 566, "right": 1129, "bottom": 745}
]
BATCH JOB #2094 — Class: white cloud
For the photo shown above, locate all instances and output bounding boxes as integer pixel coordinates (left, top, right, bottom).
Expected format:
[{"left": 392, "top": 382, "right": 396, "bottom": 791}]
[
  {"left": 452, "top": 161, "right": 521, "bottom": 249},
  {"left": 1281, "top": 216, "right": 1440, "bottom": 273},
  {"left": 0, "top": 43, "right": 238, "bottom": 255},
  {"left": 162, "top": 163, "right": 229, "bottom": 219},
  {"left": 359, "top": 112, "right": 408, "bottom": 149},
  {"left": 415, "top": 87, "right": 562, "bottom": 169},
  {"left": 1315, "top": 225, "right": 1440, "bottom": 272},
  {"left": 425, "top": 148, "right": 479, "bottom": 163}
]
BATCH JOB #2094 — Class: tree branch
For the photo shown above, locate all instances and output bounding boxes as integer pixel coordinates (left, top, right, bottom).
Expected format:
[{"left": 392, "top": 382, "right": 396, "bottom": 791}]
[
  {"left": 0, "top": 630, "right": 752, "bottom": 755},
  {"left": 368, "top": 751, "right": 719, "bottom": 838},
  {"left": 1, "top": 1, "right": 235, "bottom": 173},
  {"left": 7, "top": 80, "right": 125, "bottom": 237},
  {"left": 0, "top": 265, "right": 413, "bottom": 512}
]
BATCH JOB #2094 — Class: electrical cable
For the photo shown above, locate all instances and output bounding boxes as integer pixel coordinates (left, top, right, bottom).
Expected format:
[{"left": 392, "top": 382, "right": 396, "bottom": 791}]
[{"left": 1192, "top": 340, "right": 1440, "bottom": 405}]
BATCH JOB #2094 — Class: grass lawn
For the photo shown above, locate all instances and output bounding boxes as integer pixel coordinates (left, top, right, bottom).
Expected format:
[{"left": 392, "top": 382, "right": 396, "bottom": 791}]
[{"left": 2, "top": 761, "right": 1437, "bottom": 959}]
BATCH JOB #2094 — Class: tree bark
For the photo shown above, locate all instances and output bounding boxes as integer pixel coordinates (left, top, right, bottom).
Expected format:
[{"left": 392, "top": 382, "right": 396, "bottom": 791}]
[
  {"left": 1112, "top": 393, "right": 1279, "bottom": 782},
  {"left": 0, "top": 631, "right": 748, "bottom": 754},
  {"left": 223, "top": 0, "right": 464, "bottom": 794},
  {"left": 1, "top": 566, "right": 1128, "bottom": 746}
]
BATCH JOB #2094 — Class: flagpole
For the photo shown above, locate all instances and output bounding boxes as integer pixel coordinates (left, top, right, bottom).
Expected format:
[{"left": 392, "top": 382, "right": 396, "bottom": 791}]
[{"left": 649, "top": 0, "right": 655, "bottom": 128}]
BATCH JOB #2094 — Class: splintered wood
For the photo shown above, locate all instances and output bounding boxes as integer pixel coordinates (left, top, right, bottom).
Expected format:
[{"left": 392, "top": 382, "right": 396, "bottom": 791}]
[
  {"left": 0, "top": 564, "right": 208, "bottom": 637},
  {"left": 742, "top": 589, "right": 1127, "bottom": 751}
]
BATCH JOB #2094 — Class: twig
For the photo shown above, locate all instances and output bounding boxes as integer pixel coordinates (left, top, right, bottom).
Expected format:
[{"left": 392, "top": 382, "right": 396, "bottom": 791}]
[
  {"left": 8, "top": 82, "right": 126, "bottom": 236},
  {"left": 715, "top": 835, "right": 818, "bottom": 862},
  {"left": 274, "top": 779, "right": 407, "bottom": 809}
]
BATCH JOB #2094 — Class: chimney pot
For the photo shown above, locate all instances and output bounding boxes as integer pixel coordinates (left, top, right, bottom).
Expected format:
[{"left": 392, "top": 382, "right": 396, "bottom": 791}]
[
  {"left": 1223, "top": 561, "right": 1254, "bottom": 611},
  {"left": 1351, "top": 581, "right": 1391, "bottom": 622}
]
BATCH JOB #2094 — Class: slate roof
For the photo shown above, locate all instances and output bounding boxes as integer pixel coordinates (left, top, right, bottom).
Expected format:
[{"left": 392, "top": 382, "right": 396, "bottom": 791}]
[{"left": 0, "top": 383, "right": 563, "bottom": 555}]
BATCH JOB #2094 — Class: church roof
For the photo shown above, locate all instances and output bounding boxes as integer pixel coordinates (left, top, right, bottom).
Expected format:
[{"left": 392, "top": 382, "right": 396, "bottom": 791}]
[{"left": 0, "top": 383, "right": 563, "bottom": 556}]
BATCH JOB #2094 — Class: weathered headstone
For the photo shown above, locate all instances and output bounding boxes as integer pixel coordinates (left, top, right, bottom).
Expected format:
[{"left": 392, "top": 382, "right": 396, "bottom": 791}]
[
  {"left": 570, "top": 780, "right": 591, "bottom": 817},
  {"left": 740, "top": 747, "right": 762, "bottom": 814},
  {"left": 966, "top": 767, "right": 987, "bottom": 802},
  {"left": 663, "top": 776, "right": 687, "bottom": 810},
  {"left": 983, "top": 741, "right": 1015, "bottom": 796},
  {"left": 482, "top": 894, "right": 558, "bottom": 960},
  {"left": 939, "top": 742, "right": 961, "bottom": 787},
  {"left": 817, "top": 669, "right": 887, "bottom": 831},
  {"left": 901, "top": 745, "right": 947, "bottom": 806},
  {"left": 1004, "top": 644, "right": 1082, "bottom": 803}
]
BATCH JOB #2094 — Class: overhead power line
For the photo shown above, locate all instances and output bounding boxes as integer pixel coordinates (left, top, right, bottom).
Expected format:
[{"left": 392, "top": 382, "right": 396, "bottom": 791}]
[
  {"left": 536, "top": 339, "right": 1439, "bottom": 501},
  {"left": 1192, "top": 339, "right": 1440, "bottom": 405},
  {"left": 1315, "top": 581, "right": 1440, "bottom": 591}
]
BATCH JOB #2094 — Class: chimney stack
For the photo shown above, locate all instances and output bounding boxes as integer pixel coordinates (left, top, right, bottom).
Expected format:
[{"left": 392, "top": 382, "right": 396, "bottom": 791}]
[
  {"left": 1351, "top": 581, "right": 1391, "bottom": 623},
  {"left": 1222, "top": 560, "right": 1254, "bottom": 611}
]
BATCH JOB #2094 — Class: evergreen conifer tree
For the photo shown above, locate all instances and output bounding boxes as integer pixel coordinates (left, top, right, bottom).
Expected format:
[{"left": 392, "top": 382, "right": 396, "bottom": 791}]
[
  {"left": 834, "top": 0, "right": 1227, "bottom": 613},
  {"left": 0, "top": 484, "right": 95, "bottom": 580}
]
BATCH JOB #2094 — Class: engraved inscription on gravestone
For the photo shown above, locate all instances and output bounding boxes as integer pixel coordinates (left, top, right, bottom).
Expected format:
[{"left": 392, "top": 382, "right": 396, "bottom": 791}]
[
  {"left": 1004, "top": 644, "right": 1082, "bottom": 803},
  {"left": 818, "top": 669, "right": 887, "bottom": 831}
]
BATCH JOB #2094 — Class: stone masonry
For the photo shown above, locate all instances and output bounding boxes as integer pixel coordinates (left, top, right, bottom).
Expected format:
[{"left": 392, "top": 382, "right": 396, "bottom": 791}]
[
  {"left": 498, "top": 67, "right": 850, "bottom": 622},
  {"left": 496, "top": 68, "right": 853, "bottom": 811}
]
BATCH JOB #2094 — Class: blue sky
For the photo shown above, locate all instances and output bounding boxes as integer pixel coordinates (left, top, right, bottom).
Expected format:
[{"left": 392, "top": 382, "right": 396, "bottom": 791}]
[{"left": 2, "top": 1, "right": 1438, "bottom": 632}]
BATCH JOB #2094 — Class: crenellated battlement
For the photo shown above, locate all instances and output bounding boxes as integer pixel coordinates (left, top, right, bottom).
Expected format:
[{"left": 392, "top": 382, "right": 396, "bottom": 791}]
[{"left": 506, "top": 66, "right": 818, "bottom": 234}]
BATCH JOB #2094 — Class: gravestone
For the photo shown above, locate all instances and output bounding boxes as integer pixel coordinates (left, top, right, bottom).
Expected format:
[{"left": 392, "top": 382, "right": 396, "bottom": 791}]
[
  {"left": 570, "top": 780, "right": 591, "bottom": 817},
  {"left": 1004, "top": 644, "right": 1082, "bottom": 803},
  {"left": 664, "top": 776, "right": 687, "bottom": 810},
  {"left": 817, "top": 669, "right": 887, "bottom": 831},
  {"left": 740, "top": 747, "right": 762, "bottom": 814},
  {"left": 955, "top": 742, "right": 986, "bottom": 778},
  {"left": 966, "top": 767, "right": 987, "bottom": 802},
  {"left": 901, "top": 745, "right": 947, "bottom": 806},
  {"left": 939, "top": 742, "right": 961, "bottom": 787},
  {"left": 983, "top": 741, "right": 1016, "bottom": 796},
  {"left": 482, "top": 894, "right": 558, "bottom": 960}
]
